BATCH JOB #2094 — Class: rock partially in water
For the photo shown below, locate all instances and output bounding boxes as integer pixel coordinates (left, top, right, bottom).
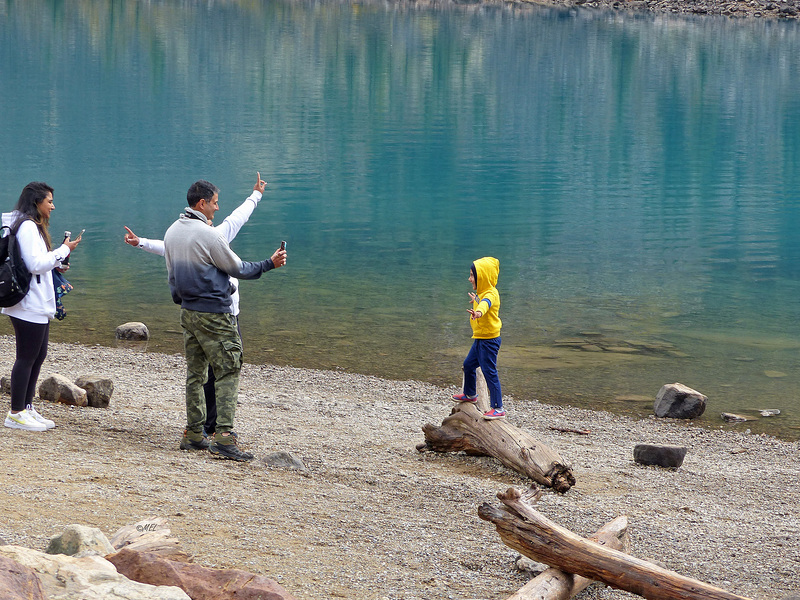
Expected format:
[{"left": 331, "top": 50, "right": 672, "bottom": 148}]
[
  {"left": 758, "top": 409, "right": 781, "bottom": 417},
  {"left": 721, "top": 412, "right": 753, "bottom": 423},
  {"left": 115, "top": 321, "right": 150, "bottom": 341},
  {"left": 654, "top": 383, "right": 707, "bottom": 419}
]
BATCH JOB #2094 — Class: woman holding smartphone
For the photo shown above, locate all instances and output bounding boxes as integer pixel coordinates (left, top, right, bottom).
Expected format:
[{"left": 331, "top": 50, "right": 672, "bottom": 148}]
[{"left": 2, "top": 182, "right": 81, "bottom": 431}]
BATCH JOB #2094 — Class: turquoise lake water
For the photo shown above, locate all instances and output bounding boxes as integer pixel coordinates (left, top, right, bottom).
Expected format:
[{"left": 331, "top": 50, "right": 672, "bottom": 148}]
[{"left": 2, "top": 0, "right": 800, "bottom": 439}]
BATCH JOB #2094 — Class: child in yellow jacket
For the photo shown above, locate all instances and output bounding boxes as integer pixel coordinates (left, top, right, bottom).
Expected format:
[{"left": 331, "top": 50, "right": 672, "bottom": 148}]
[{"left": 452, "top": 256, "right": 505, "bottom": 419}]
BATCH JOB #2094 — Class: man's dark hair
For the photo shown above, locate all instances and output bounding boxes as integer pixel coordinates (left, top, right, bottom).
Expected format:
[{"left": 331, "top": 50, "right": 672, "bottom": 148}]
[{"left": 187, "top": 180, "right": 220, "bottom": 207}]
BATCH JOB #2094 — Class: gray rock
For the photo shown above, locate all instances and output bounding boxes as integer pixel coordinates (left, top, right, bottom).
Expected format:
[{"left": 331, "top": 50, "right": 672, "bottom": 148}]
[
  {"left": 46, "top": 524, "right": 115, "bottom": 558},
  {"left": 654, "top": 383, "right": 707, "bottom": 419},
  {"left": 0, "top": 376, "right": 10, "bottom": 395},
  {"left": 75, "top": 376, "right": 114, "bottom": 408},
  {"left": 634, "top": 443, "right": 687, "bottom": 469},
  {"left": 721, "top": 412, "right": 753, "bottom": 423},
  {"left": 514, "top": 554, "right": 548, "bottom": 576},
  {"left": 263, "top": 451, "right": 306, "bottom": 471},
  {"left": 115, "top": 322, "right": 150, "bottom": 341},
  {"left": 759, "top": 409, "right": 780, "bottom": 417},
  {"left": 38, "top": 374, "right": 87, "bottom": 407}
]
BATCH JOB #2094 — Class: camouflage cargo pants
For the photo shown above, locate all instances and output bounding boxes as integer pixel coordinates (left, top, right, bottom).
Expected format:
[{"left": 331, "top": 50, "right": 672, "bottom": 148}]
[{"left": 180, "top": 309, "right": 243, "bottom": 435}]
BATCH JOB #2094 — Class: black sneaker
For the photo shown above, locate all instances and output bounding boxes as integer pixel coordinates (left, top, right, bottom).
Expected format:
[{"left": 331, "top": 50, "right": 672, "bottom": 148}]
[
  {"left": 209, "top": 433, "right": 253, "bottom": 462},
  {"left": 180, "top": 429, "right": 210, "bottom": 451}
]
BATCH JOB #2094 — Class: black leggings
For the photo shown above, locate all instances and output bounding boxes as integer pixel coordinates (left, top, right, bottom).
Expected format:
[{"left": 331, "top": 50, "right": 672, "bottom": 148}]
[{"left": 10, "top": 317, "right": 49, "bottom": 412}]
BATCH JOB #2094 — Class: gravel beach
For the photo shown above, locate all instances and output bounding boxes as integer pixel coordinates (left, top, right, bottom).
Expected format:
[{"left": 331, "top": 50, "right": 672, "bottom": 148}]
[
  {"left": 1, "top": 336, "right": 799, "bottom": 599},
  {"left": 522, "top": 0, "right": 800, "bottom": 19}
]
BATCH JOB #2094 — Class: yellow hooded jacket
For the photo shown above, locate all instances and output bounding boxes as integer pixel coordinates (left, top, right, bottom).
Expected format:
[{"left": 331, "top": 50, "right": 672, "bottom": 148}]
[{"left": 470, "top": 256, "right": 501, "bottom": 339}]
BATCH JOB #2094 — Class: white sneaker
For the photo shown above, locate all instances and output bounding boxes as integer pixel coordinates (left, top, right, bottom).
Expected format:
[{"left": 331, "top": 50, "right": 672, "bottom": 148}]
[
  {"left": 26, "top": 404, "right": 55, "bottom": 429},
  {"left": 4, "top": 410, "right": 47, "bottom": 432}
]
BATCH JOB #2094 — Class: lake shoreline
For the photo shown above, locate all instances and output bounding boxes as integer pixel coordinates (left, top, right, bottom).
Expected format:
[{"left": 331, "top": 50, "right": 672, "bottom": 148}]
[
  {"left": 1, "top": 337, "right": 799, "bottom": 599},
  {"left": 514, "top": 0, "right": 800, "bottom": 19}
]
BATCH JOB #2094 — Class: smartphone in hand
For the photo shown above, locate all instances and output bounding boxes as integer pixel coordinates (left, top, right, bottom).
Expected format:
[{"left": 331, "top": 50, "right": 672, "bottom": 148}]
[{"left": 280, "top": 240, "right": 286, "bottom": 251}]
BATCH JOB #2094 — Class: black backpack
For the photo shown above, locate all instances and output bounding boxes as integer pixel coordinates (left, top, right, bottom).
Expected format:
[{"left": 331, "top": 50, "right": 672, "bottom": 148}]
[{"left": 0, "top": 222, "right": 32, "bottom": 307}]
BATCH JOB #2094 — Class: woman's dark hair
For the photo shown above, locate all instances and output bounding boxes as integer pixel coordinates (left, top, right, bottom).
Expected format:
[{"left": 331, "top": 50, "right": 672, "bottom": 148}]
[
  {"left": 187, "top": 180, "right": 219, "bottom": 207},
  {"left": 14, "top": 181, "right": 54, "bottom": 250}
]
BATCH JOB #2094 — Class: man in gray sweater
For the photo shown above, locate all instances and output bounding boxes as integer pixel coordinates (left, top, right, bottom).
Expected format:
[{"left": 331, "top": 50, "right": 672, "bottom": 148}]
[{"left": 164, "top": 176, "right": 286, "bottom": 461}]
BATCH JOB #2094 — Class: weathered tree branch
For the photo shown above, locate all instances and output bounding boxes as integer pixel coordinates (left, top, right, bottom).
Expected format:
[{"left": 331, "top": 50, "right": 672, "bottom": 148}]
[
  {"left": 508, "top": 514, "right": 629, "bottom": 600},
  {"left": 419, "top": 370, "right": 575, "bottom": 493},
  {"left": 479, "top": 487, "right": 753, "bottom": 600},
  {"left": 548, "top": 426, "right": 590, "bottom": 435}
]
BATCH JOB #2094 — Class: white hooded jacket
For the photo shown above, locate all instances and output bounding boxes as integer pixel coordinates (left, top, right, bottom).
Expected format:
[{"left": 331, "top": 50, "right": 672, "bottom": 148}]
[{"left": 1, "top": 211, "right": 70, "bottom": 324}]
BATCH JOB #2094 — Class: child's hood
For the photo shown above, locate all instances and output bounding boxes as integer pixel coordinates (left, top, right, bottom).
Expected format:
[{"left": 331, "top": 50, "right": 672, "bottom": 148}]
[{"left": 473, "top": 256, "right": 499, "bottom": 294}]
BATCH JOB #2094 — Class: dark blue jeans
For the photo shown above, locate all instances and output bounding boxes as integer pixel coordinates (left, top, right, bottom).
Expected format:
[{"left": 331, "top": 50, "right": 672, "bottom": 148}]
[{"left": 462, "top": 337, "right": 502, "bottom": 409}]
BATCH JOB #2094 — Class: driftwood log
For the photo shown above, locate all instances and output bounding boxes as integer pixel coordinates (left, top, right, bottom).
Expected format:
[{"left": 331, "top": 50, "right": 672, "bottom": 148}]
[
  {"left": 479, "top": 487, "right": 753, "bottom": 600},
  {"left": 508, "top": 503, "right": 630, "bottom": 600},
  {"left": 418, "top": 369, "right": 575, "bottom": 493}
]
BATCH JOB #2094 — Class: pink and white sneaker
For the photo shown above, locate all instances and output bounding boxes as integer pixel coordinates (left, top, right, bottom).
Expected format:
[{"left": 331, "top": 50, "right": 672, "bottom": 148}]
[
  {"left": 483, "top": 408, "right": 507, "bottom": 420},
  {"left": 452, "top": 393, "right": 478, "bottom": 403}
]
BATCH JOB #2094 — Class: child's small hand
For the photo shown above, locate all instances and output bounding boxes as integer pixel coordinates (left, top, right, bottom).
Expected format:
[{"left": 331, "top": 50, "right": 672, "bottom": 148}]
[
  {"left": 468, "top": 292, "right": 478, "bottom": 303},
  {"left": 467, "top": 308, "right": 483, "bottom": 320}
]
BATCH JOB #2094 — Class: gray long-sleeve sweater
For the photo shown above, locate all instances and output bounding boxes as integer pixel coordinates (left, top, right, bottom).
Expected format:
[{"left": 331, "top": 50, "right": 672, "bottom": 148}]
[{"left": 163, "top": 207, "right": 273, "bottom": 313}]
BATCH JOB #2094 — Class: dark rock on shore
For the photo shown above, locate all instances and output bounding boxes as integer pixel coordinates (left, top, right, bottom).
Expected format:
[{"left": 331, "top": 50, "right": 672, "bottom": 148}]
[
  {"left": 654, "top": 383, "right": 707, "bottom": 420},
  {"left": 633, "top": 443, "right": 688, "bottom": 468}
]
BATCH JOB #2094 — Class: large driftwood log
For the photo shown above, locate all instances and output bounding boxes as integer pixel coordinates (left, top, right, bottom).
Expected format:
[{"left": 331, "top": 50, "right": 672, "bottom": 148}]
[
  {"left": 418, "top": 370, "right": 575, "bottom": 493},
  {"left": 479, "top": 487, "right": 753, "bottom": 600},
  {"left": 509, "top": 510, "right": 629, "bottom": 600}
]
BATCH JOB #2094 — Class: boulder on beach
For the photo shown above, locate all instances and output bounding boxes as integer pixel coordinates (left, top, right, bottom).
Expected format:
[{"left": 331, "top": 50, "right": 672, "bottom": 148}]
[
  {"left": 654, "top": 383, "right": 707, "bottom": 420},
  {"left": 38, "top": 374, "right": 87, "bottom": 407}
]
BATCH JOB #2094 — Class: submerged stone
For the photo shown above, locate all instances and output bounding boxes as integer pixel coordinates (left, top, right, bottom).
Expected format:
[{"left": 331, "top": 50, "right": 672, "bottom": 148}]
[{"left": 764, "top": 370, "right": 787, "bottom": 378}]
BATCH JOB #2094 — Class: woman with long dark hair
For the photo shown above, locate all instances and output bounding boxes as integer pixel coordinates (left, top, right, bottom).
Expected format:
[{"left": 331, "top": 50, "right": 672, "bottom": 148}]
[{"left": 2, "top": 182, "right": 81, "bottom": 431}]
